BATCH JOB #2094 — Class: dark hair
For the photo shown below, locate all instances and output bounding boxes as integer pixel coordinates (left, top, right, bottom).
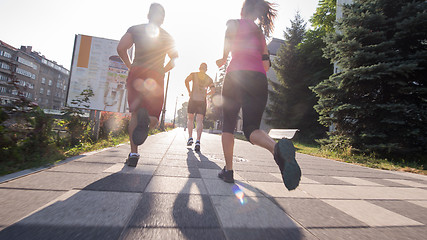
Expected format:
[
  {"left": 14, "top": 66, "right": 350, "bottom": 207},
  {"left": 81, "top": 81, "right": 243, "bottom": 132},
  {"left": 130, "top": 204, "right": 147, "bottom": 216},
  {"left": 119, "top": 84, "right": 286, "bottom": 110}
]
[
  {"left": 149, "top": 3, "right": 165, "bottom": 18},
  {"left": 242, "top": 0, "right": 277, "bottom": 38}
]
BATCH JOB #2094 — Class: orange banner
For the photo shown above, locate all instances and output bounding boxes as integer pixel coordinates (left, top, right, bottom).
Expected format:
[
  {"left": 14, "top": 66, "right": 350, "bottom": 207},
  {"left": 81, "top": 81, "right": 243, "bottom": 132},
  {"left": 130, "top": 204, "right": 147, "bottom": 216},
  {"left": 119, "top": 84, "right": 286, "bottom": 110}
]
[{"left": 77, "top": 35, "right": 92, "bottom": 68}]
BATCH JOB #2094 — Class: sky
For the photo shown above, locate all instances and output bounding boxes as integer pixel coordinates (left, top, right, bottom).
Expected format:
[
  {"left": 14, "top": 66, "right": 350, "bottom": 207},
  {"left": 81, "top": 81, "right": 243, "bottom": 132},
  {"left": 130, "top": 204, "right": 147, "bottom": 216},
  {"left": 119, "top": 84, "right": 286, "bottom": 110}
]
[{"left": 0, "top": 0, "right": 320, "bottom": 120}]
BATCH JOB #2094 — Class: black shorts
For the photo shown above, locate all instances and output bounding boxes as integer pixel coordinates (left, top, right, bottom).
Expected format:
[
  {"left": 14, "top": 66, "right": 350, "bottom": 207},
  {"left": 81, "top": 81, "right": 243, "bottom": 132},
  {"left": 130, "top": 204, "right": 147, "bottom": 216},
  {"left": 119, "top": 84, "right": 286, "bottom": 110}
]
[
  {"left": 188, "top": 99, "right": 207, "bottom": 116},
  {"left": 222, "top": 71, "right": 268, "bottom": 140}
]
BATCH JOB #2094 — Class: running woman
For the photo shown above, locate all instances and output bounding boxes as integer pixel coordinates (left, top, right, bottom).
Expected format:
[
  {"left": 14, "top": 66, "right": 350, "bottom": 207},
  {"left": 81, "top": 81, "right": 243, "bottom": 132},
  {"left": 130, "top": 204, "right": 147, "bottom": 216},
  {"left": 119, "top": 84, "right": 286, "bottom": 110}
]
[
  {"left": 185, "top": 63, "right": 215, "bottom": 152},
  {"left": 117, "top": 3, "right": 178, "bottom": 167},
  {"left": 216, "top": 0, "right": 301, "bottom": 190}
]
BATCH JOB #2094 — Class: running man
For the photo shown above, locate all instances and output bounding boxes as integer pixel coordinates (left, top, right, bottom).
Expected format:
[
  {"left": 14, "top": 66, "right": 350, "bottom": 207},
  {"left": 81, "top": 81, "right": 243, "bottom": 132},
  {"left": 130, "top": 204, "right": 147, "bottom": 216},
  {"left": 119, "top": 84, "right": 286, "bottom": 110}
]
[
  {"left": 216, "top": 0, "right": 301, "bottom": 190},
  {"left": 117, "top": 3, "right": 178, "bottom": 167},
  {"left": 185, "top": 63, "right": 215, "bottom": 152}
]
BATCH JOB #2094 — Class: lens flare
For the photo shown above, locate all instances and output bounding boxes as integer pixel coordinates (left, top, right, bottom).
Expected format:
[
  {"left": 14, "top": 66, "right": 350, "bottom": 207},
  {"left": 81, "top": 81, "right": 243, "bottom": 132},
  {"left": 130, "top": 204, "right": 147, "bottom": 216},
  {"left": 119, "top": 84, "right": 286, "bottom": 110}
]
[
  {"left": 232, "top": 184, "right": 247, "bottom": 205},
  {"left": 146, "top": 23, "right": 160, "bottom": 38},
  {"left": 133, "top": 78, "right": 145, "bottom": 93},
  {"left": 143, "top": 78, "right": 157, "bottom": 92},
  {"left": 212, "top": 95, "right": 223, "bottom": 107}
]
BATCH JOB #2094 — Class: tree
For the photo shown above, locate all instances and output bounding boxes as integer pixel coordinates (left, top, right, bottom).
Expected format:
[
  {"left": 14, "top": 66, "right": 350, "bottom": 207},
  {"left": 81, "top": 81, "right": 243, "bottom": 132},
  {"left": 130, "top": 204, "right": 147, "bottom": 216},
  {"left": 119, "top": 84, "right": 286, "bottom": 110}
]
[
  {"left": 267, "top": 12, "right": 327, "bottom": 140},
  {"left": 313, "top": 0, "right": 427, "bottom": 159}
]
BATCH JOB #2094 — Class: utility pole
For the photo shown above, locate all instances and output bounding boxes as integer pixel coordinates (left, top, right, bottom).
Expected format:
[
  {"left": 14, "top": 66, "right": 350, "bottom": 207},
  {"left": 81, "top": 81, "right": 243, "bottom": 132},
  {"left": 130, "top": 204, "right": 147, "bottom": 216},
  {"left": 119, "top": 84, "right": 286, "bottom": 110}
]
[
  {"left": 159, "top": 71, "right": 170, "bottom": 131},
  {"left": 173, "top": 94, "right": 183, "bottom": 127}
]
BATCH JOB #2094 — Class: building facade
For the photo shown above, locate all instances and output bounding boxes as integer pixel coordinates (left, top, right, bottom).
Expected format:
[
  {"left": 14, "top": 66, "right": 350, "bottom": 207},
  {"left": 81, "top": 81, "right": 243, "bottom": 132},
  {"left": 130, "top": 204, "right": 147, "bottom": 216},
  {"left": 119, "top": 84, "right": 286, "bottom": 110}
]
[{"left": 0, "top": 40, "right": 69, "bottom": 110}]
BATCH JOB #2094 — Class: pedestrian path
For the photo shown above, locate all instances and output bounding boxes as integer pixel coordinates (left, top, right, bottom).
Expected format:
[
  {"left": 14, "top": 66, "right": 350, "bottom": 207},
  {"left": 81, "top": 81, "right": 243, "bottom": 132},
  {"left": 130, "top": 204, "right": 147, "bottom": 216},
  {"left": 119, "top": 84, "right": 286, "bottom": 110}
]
[{"left": 0, "top": 128, "right": 426, "bottom": 239}]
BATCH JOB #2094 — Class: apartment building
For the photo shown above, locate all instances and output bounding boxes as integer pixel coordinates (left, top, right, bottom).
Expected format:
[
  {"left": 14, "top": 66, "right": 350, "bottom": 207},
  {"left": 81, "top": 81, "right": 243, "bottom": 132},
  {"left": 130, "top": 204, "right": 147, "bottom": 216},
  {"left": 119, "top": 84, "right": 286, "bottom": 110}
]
[{"left": 0, "top": 40, "right": 69, "bottom": 110}]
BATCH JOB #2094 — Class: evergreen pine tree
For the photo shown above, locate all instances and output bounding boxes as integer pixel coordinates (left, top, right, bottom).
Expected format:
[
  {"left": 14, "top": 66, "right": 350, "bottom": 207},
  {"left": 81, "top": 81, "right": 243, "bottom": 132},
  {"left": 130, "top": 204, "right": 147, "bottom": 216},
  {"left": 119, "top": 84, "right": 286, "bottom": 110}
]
[
  {"left": 266, "top": 13, "right": 306, "bottom": 132},
  {"left": 314, "top": 0, "right": 427, "bottom": 159}
]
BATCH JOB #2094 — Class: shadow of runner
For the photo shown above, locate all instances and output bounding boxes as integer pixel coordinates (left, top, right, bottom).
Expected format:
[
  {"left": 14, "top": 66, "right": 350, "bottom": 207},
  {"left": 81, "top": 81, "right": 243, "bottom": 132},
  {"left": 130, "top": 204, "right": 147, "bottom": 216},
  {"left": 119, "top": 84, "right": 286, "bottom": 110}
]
[
  {"left": 0, "top": 172, "right": 145, "bottom": 240},
  {"left": 193, "top": 150, "right": 304, "bottom": 240},
  {"left": 171, "top": 149, "right": 226, "bottom": 240}
]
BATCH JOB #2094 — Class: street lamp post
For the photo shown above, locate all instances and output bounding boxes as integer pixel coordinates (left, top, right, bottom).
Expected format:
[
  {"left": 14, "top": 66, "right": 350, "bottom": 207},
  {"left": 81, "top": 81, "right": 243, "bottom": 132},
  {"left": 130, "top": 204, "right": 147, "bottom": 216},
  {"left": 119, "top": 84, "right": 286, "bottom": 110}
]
[
  {"left": 173, "top": 94, "right": 183, "bottom": 127},
  {"left": 160, "top": 71, "right": 170, "bottom": 131}
]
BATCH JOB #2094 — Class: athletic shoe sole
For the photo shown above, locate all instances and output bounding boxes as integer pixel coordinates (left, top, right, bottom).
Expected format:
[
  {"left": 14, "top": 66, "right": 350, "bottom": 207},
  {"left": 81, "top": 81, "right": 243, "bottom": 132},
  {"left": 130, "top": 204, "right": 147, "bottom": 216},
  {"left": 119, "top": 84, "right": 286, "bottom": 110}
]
[
  {"left": 132, "top": 108, "right": 149, "bottom": 146},
  {"left": 126, "top": 156, "right": 139, "bottom": 167},
  {"left": 275, "top": 139, "right": 301, "bottom": 190},
  {"left": 195, "top": 144, "right": 200, "bottom": 152},
  {"left": 218, "top": 170, "right": 234, "bottom": 183}
]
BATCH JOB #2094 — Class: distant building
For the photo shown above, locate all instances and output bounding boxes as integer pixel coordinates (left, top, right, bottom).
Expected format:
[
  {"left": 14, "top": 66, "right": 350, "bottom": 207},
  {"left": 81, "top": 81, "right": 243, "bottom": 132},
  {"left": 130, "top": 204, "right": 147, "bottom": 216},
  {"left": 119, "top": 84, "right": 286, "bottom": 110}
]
[{"left": 0, "top": 40, "right": 69, "bottom": 110}]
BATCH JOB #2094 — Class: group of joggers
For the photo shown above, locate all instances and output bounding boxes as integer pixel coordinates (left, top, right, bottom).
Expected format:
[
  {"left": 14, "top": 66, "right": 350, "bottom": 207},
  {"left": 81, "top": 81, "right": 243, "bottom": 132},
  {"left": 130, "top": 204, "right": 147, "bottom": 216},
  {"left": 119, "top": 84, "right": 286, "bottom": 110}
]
[{"left": 116, "top": 0, "right": 301, "bottom": 190}]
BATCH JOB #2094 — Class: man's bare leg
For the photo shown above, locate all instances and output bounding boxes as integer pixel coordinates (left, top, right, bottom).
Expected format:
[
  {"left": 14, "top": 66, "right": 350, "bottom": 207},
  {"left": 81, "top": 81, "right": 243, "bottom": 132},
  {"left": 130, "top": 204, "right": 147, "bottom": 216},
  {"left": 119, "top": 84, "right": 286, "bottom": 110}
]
[
  {"left": 196, "top": 114, "right": 204, "bottom": 141},
  {"left": 187, "top": 113, "right": 195, "bottom": 139}
]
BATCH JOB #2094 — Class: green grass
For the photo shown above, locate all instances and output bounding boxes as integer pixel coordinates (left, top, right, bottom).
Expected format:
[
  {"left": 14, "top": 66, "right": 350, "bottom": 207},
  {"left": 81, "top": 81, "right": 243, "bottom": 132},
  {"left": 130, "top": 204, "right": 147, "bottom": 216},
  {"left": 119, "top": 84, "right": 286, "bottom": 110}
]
[
  {"left": 293, "top": 141, "right": 426, "bottom": 175},
  {"left": 232, "top": 134, "right": 425, "bottom": 175},
  {"left": 0, "top": 128, "right": 169, "bottom": 177}
]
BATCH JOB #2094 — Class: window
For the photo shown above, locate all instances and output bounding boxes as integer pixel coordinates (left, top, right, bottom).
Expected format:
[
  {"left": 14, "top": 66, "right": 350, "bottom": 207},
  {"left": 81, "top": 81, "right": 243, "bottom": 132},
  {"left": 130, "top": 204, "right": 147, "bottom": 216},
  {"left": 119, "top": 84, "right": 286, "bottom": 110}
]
[
  {"left": 47, "top": 89, "right": 51, "bottom": 96},
  {"left": 48, "top": 79, "right": 52, "bottom": 86},
  {"left": 63, "top": 85, "right": 67, "bottom": 91},
  {"left": 56, "top": 81, "right": 60, "bottom": 88},
  {"left": 1, "top": 62, "right": 10, "bottom": 70},
  {"left": 18, "top": 57, "right": 37, "bottom": 70},
  {"left": 12, "top": 90, "right": 18, "bottom": 95},
  {"left": 0, "top": 74, "right": 8, "bottom": 81},
  {"left": 41, "top": 77, "right": 46, "bottom": 84},
  {"left": 16, "top": 68, "right": 36, "bottom": 79},
  {"left": 40, "top": 87, "right": 44, "bottom": 94},
  {"left": 3, "top": 51, "right": 12, "bottom": 58},
  {"left": 0, "top": 86, "right": 7, "bottom": 93}
]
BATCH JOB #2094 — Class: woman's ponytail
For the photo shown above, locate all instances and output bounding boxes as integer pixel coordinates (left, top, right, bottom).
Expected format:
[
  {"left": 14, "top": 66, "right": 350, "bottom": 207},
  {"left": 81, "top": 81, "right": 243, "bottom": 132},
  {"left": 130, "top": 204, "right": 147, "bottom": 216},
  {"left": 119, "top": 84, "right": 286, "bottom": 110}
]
[{"left": 257, "top": 0, "right": 277, "bottom": 38}]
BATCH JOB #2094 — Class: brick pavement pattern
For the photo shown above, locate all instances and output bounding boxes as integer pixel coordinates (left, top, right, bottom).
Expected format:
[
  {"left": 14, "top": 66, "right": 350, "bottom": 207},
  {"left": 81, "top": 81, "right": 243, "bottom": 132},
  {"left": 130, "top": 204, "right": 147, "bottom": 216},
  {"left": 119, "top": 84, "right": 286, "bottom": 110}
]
[{"left": 0, "top": 128, "right": 426, "bottom": 239}]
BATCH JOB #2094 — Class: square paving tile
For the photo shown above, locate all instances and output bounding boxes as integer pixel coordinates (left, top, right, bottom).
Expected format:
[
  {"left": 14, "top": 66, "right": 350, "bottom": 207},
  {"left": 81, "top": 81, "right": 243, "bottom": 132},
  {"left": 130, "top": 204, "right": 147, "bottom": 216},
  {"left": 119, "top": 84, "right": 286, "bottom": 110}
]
[
  {"left": 0, "top": 189, "right": 65, "bottom": 227},
  {"left": 0, "top": 224, "right": 123, "bottom": 240},
  {"left": 249, "top": 181, "right": 314, "bottom": 198},
  {"left": 83, "top": 173, "right": 152, "bottom": 193},
  {"left": 75, "top": 154, "right": 123, "bottom": 164},
  {"left": 224, "top": 227, "right": 317, "bottom": 240},
  {"left": 331, "top": 185, "right": 427, "bottom": 200},
  {"left": 303, "top": 175, "right": 354, "bottom": 185},
  {"left": 297, "top": 184, "right": 358, "bottom": 199},
  {"left": 199, "top": 169, "right": 244, "bottom": 181},
  {"left": 47, "top": 161, "right": 115, "bottom": 174},
  {"left": 128, "top": 193, "right": 220, "bottom": 228},
  {"left": 155, "top": 166, "right": 201, "bottom": 178},
  {"left": 160, "top": 159, "right": 198, "bottom": 168},
  {"left": 145, "top": 176, "right": 208, "bottom": 194},
  {"left": 123, "top": 227, "right": 225, "bottom": 240},
  {"left": 5, "top": 190, "right": 140, "bottom": 227},
  {"left": 275, "top": 198, "right": 368, "bottom": 228},
  {"left": 203, "top": 179, "right": 261, "bottom": 197},
  {"left": 0, "top": 172, "right": 108, "bottom": 191},
  {"left": 211, "top": 196, "right": 300, "bottom": 228},
  {"left": 322, "top": 199, "right": 423, "bottom": 227},
  {"left": 196, "top": 161, "right": 222, "bottom": 170},
  {"left": 368, "top": 200, "right": 427, "bottom": 224},
  {"left": 103, "top": 163, "right": 157, "bottom": 175},
  {"left": 310, "top": 226, "right": 427, "bottom": 240},
  {"left": 236, "top": 171, "right": 282, "bottom": 182}
]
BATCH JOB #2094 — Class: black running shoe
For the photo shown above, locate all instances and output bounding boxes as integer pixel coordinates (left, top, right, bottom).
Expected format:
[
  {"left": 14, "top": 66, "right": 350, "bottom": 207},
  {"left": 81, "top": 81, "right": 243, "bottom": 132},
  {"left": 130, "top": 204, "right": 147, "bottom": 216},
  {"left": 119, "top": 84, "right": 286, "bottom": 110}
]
[
  {"left": 218, "top": 167, "right": 234, "bottom": 183},
  {"left": 187, "top": 137, "right": 193, "bottom": 146},
  {"left": 195, "top": 140, "right": 200, "bottom": 152},
  {"left": 132, "top": 108, "right": 149, "bottom": 145},
  {"left": 126, "top": 153, "right": 140, "bottom": 167},
  {"left": 274, "top": 138, "right": 301, "bottom": 190}
]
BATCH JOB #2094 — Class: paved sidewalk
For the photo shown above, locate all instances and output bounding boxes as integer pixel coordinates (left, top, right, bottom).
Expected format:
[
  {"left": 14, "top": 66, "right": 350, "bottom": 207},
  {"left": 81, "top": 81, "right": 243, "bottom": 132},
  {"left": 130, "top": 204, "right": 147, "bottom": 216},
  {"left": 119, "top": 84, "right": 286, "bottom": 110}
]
[{"left": 0, "top": 128, "right": 426, "bottom": 240}]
